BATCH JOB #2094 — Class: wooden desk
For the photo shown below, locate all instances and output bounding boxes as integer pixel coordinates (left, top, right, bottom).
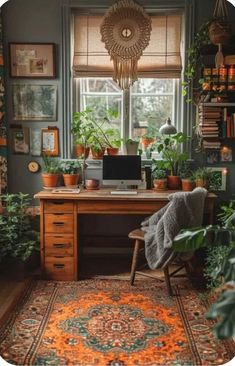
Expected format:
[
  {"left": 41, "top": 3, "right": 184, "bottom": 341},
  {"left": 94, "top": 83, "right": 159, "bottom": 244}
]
[{"left": 34, "top": 189, "right": 217, "bottom": 281}]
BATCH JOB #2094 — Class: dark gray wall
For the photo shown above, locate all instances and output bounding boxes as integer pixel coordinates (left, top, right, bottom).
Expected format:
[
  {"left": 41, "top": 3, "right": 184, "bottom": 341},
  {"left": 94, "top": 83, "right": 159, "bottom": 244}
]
[{"left": 2, "top": 0, "right": 235, "bottom": 203}]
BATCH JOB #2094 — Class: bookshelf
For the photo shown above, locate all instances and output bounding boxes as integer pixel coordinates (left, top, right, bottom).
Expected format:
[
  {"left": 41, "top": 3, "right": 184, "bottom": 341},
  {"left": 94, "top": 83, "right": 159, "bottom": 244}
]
[{"left": 198, "top": 102, "right": 235, "bottom": 150}]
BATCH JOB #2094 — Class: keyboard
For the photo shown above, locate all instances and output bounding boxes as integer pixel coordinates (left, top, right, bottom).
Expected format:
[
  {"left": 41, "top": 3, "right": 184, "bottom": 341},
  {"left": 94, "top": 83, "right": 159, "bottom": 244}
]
[{"left": 110, "top": 191, "right": 138, "bottom": 195}]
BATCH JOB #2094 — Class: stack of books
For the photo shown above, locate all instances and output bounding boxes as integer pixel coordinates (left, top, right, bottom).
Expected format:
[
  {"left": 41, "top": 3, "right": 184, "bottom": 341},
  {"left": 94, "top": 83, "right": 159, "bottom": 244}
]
[
  {"left": 198, "top": 105, "right": 222, "bottom": 149},
  {"left": 221, "top": 109, "right": 235, "bottom": 138}
]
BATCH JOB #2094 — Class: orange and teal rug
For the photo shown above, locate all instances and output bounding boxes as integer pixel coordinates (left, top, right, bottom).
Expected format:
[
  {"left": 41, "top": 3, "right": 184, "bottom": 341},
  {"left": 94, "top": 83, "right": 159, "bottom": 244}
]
[{"left": 0, "top": 280, "right": 234, "bottom": 365}]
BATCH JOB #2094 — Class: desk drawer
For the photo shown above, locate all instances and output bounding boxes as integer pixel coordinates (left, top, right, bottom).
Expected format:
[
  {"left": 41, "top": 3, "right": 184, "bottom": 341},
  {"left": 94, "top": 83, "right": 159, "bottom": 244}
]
[
  {"left": 45, "top": 213, "right": 74, "bottom": 233},
  {"left": 44, "top": 257, "right": 74, "bottom": 281},
  {"left": 44, "top": 200, "right": 74, "bottom": 213},
  {"left": 44, "top": 235, "right": 74, "bottom": 256}
]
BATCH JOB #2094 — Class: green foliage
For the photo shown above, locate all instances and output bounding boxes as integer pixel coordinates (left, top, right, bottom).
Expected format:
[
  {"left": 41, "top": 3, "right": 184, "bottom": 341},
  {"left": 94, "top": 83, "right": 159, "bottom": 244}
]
[
  {"left": 173, "top": 201, "right": 235, "bottom": 339},
  {"left": 193, "top": 167, "right": 212, "bottom": 180},
  {"left": 0, "top": 193, "right": 39, "bottom": 262},
  {"left": 180, "top": 161, "right": 194, "bottom": 180},
  {"left": 42, "top": 155, "right": 60, "bottom": 174},
  {"left": 72, "top": 109, "right": 95, "bottom": 146},
  {"left": 156, "top": 132, "right": 189, "bottom": 176},
  {"left": 151, "top": 159, "right": 167, "bottom": 179},
  {"left": 60, "top": 160, "right": 81, "bottom": 174}
]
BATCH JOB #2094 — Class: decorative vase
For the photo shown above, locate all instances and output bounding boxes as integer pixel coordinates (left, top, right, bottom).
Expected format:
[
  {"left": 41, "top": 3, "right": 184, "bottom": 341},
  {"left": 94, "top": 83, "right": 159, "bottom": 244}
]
[
  {"left": 153, "top": 179, "right": 167, "bottom": 191},
  {"left": 85, "top": 179, "right": 99, "bottom": 190},
  {"left": 63, "top": 174, "right": 80, "bottom": 187},
  {"left": 181, "top": 179, "right": 195, "bottom": 192},
  {"left": 42, "top": 173, "right": 60, "bottom": 188},
  {"left": 125, "top": 140, "right": 139, "bottom": 155},
  {"left": 74, "top": 144, "right": 90, "bottom": 159},
  {"left": 159, "top": 118, "right": 177, "bottom": 135},
  {"left": 167, "top": 176, "right": 181, "bottom": 190},
  {"left": 107, "top": 147, "right": 119, "bottom": 155}
]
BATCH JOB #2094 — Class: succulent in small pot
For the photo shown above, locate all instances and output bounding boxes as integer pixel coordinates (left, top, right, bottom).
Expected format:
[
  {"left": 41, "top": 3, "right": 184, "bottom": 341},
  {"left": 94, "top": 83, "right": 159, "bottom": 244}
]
[
  {"left": 60, "top": 160, "right": 81, "bottom": 187},
  {"left": 180, "top": 162, "right": 195, "bottom": 192},
  {"left": 42, "top": 156, "right": 61, "bottom": 188}
]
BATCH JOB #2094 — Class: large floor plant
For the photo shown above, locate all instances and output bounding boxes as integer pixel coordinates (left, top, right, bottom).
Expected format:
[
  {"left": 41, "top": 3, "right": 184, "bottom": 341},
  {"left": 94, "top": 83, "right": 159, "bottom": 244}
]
[
  {"left": 173, "top": 202, "right": 235, "bottom": 339},
  {"left": 0, "top": 193, "right": 39, "bottom": 263}
]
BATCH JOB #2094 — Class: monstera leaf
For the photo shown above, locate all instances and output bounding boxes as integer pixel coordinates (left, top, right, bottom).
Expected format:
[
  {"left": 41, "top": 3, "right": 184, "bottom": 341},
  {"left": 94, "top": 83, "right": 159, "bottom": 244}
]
[{"left": 206, "top": 289, "right": 235, "bottom": 339}]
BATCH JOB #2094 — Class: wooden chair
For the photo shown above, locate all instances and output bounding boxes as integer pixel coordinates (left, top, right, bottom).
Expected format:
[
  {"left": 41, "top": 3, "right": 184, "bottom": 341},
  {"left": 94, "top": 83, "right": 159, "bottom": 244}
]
[{"left": 128, "top": 229, "right": 192, "bottom": 296}]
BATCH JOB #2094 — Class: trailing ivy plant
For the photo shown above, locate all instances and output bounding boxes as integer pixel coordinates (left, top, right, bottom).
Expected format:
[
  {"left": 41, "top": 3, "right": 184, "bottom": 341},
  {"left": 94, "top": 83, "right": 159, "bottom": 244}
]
[{"left": 0, "top": 193, "right": 39, "bottom": 263}]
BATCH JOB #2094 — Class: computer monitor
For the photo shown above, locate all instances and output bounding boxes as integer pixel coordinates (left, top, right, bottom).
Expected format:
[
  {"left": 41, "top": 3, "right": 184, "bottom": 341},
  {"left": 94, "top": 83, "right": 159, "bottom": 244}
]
[{"left": 102, "top": 155, "right": 142, "bottom": 188}]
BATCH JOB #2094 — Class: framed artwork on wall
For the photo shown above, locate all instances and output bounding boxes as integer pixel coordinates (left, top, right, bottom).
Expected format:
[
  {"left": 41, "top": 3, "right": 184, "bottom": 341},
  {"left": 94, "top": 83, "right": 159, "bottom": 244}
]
[
  {"left": 12, "top": 84, "right": 57, "bottom": 121},
  {"left": 11, "top": 126, "right": 29, "bottom": 154},
  {"left": 208, "top": 167, "right": 227, "bottom": 191},
  {"left": 42, "top": 127, "right": 59, "bottom": 156},
  {"left": 30, "top": 128, "right": 42, "bottom": 156},
  {"left": 9, "top": 43, "right": 56, "bottom": 78}
]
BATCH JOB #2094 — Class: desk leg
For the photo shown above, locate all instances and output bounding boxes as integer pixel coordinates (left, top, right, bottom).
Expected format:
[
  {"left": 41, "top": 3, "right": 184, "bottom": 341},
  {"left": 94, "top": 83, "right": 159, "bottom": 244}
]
[
  {"left": 40, "top": 201, "right": 44, "bottom": 277},
  {"left": 74, "top": 202, "right": 78, "bottom": 280}
]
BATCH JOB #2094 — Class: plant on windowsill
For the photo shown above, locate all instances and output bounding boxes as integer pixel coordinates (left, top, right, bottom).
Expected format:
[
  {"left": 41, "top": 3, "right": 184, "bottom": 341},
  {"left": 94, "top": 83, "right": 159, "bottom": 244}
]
[
  {"left": 0, "top": 193, "right": 39, "bottom": 269},
  {"left": 156, "top": 132, "right": 189, "bottom": 190},
  {"left": 60, "top": 160, "right": 81, "bottom": 187},
  {"left": 125, "top": 138, "right": 139, "bottom": 155},
  {"left": 72, "top": 109, "right": 95, "bottom": 159},
  {"left": 151, "top": 160, "right": 167, "bottom": 191},
  {"left": 41, "top": 155, "right": 61, "bottom": 188},
  {"left": 141, "top": 125, "right": 158, "bottom": 150}
]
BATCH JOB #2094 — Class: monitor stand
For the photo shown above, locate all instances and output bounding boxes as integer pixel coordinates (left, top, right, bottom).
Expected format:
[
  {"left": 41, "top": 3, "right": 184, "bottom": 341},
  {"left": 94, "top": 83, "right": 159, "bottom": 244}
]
[{"left": 110, "top": 186, "right": 138, "bottom": 195}]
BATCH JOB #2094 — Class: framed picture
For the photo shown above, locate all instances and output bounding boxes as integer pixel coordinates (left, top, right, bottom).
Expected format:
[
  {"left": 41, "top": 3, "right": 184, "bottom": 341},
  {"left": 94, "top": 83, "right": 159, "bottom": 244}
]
[
  {"left": 12, "top": 84, "right": 57, "bottom": 121},
  {"left": 208, "top": 167, "right": 227, "bottom": 191},
  {"left": 42, "top": 127, "right": 59, "bottom": 156},
  {"left": 206, "top": 150, "right": 220, "bottom": 164},
  {"left": 9, "top": 43, "right": 55, "bottom": 78},
  {"left": 11, "top": 127, "right": 29, "bottom": 154},
  {"left": 220, "top": 146, "right": 233, "bottom": 162},
  {"left": 30, "top": 128, "right": 42, "bottom": 156}
]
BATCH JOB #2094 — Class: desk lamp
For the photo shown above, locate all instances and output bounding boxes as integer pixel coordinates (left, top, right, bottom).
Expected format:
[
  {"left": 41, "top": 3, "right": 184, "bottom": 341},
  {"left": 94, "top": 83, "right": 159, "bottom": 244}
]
[{"left": 159, "top": 118, "right": 177, "bottom": 135}]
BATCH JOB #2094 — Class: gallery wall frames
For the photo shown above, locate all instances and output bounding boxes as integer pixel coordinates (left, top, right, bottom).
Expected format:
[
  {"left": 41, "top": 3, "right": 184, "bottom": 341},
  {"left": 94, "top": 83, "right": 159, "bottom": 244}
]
[
  {"left": 9, "top": 43, "right": 56, "bottom": 78},
  {"left": 30, "top": 128, "right": 42, "bottom": 156},
  {"left": 11, "top": 126, "right": 29, "bottom": 154},
  {"left": 12, "top": 84, "right": 57, "bottom": 121},
  {"left": 42, "top": 127, "right": 59, "bottom": 156}
]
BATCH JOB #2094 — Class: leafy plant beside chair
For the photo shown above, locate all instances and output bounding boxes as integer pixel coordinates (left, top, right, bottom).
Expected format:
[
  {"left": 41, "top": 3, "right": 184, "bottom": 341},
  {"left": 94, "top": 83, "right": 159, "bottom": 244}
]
[
  {"left": 0, "top": 193, "right": 39, "bottom": 264},
  {"left": 173, "top": 201, "right": 235, "bottom": 339}
]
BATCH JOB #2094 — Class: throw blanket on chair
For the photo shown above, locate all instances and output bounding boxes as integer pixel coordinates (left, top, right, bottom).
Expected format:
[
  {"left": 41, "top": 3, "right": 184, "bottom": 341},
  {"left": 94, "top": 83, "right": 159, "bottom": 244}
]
[{"left": 141, "top": 187, "right": 208, "bottom": 269}]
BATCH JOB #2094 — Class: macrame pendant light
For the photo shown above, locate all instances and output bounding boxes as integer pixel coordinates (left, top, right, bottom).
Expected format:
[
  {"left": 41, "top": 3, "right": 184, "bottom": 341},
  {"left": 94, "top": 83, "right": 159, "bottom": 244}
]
[
  {"left": 100, "top": 0, "right": 151, "bottom": 90},
  {"left": 209, "top": 0, "right": 231, "bottom": 69}
]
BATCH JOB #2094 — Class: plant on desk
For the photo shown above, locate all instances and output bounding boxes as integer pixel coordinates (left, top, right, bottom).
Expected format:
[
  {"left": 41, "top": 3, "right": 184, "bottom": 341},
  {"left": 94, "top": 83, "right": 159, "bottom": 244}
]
[
  {"left": 193, "top": 167, "right": 212, "bottom": 190},
  {"left": 60, "top": 160, "right": 81, "bottom": 188},
  {"left": 151, "top": 160, "right": 167, "bottom": 191},
  {"left": 180, "top": 161, "right": 195, "bottom": 192},
  {"left": 156, "top": 132, "right": 189, "bottom": 189},
  {"left": 42, "top": 155, "right": 61, "bottom": 188}
]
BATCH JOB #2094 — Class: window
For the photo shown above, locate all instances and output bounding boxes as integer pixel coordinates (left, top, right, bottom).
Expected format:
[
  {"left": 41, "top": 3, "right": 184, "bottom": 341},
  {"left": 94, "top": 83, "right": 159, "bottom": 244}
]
[{"left": 76, "top": 77, "right": 178, "bottom": 143}]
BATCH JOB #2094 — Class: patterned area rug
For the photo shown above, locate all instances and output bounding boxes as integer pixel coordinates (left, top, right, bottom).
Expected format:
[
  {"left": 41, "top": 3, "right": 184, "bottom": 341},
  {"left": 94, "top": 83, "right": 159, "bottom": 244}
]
[{"left": 0, "top": 280, "right": 234, "bottom": 366}]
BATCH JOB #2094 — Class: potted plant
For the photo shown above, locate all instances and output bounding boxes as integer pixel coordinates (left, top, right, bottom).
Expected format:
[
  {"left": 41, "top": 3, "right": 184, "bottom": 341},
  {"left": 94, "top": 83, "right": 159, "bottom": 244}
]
[
  {"left": 151, "top": 160, "right": 167, "bottom": 191},
  {"left": 105, "top": 127, "right": 122, "bottom": 155},
  {"left": 90, "top": 138, "right": 106, "bottom": 159},
  {"left": 180, "top": 161, "right": 195, "bottom": 191},
  {"left": 72, "top": 109, "right": 95, "bottom": 158},
  {"left": 156, "top": 133, "right": 189, "bottom": 190},
  {"left": 41, "top": 155, "right": 61, "bottom": 188},
  {"left": 193, "top": 167, "right": 212, "bottom": 189},
  {"left": 125, "top": 138, "right": 139, "bottom": 155},
  {"left": 0, "top": 193, "right": 39, "bottom": 270},
  {"left": 60, "top": 160, "right": 81, "bottom": 187}
]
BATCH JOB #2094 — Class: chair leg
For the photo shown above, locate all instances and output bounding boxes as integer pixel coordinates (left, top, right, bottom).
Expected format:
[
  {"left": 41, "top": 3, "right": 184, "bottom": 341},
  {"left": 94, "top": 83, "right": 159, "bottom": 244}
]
[
  {"left": 130, "top": 239, "right": 140, "bottom": 286},
  {"left": 163, "top": 266, "right": 173, "bottom": 296}
]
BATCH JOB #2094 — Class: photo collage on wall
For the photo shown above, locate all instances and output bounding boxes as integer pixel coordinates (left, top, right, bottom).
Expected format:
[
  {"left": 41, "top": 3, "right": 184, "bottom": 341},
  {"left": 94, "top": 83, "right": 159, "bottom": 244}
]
[{"left": 9, "top": 42, "right": 58, "bottom": 166}]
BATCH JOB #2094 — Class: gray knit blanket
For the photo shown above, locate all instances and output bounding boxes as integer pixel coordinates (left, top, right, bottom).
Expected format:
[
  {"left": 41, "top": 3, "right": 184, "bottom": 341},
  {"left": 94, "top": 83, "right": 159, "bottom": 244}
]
[{"left": 141, "top": 187, "right": 208, "bottom": 269}]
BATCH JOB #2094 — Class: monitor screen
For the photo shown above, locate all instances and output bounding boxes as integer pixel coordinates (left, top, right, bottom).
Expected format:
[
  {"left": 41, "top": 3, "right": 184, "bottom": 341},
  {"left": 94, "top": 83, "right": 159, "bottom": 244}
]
[{"left": 102, "top": 155, "right": 142, "bottom": 186}]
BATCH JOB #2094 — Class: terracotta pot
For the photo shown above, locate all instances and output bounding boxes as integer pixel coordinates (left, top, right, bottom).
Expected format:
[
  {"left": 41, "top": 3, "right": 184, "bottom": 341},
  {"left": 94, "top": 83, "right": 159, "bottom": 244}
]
[
  {"left": 63, "top": 174, "right": 80, "bottom": 187},
  {"left": 74, "top": 144, "right": 90, "bottom": 159},
  {"left": 42, "top": 173, "right": 60, "bottom": 188},
  {"left": 141, "top": 137, "right": 155, "bottom": 150},
  {"left": 181, "top": 179, "right": 195, "bottom": 192},
  {"left": 195, "top": 179, "right": 208, "bottom": 190},
  {"left": 107, "top": 147, "right": 119, "bottom": 155},
  {"left": 91, "top": 147, "right": 105, "bottom": 160},
  {"left": 153, "top": 179, "right": 167, "bottom": 191},
  {"left": 167, "top": 175, "right": 181, "bottom": 190},
  {"left": 209, "top": 20, "right": 231, "bottom": 45},
  {"left": 85, "top": 179, "right": 99, "bottom": 190}
]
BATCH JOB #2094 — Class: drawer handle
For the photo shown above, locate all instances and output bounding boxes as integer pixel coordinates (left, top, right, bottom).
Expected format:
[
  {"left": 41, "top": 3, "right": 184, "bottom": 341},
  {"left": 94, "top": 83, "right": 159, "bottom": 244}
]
[
  {"left": 53, "top": 243, "right": 71, "bottom": 248},
  {"left": 53, "top": 263, "right": 65, "bottom": 269},
  {"left": 52, "top": 201, "right": 65, "bottom": 205},
  {"left": 53, "top": 222, "right": 65, "bottom": 227},
  {"left": 53, "top": 213, "right": 64, "bottom": 216}
]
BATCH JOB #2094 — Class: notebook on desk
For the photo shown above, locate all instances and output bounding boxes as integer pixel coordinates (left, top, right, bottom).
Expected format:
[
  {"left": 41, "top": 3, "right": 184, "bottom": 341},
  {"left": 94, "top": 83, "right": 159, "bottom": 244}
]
[{"left": 52, "top": 188, "right": 81, "bottom": 194}]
